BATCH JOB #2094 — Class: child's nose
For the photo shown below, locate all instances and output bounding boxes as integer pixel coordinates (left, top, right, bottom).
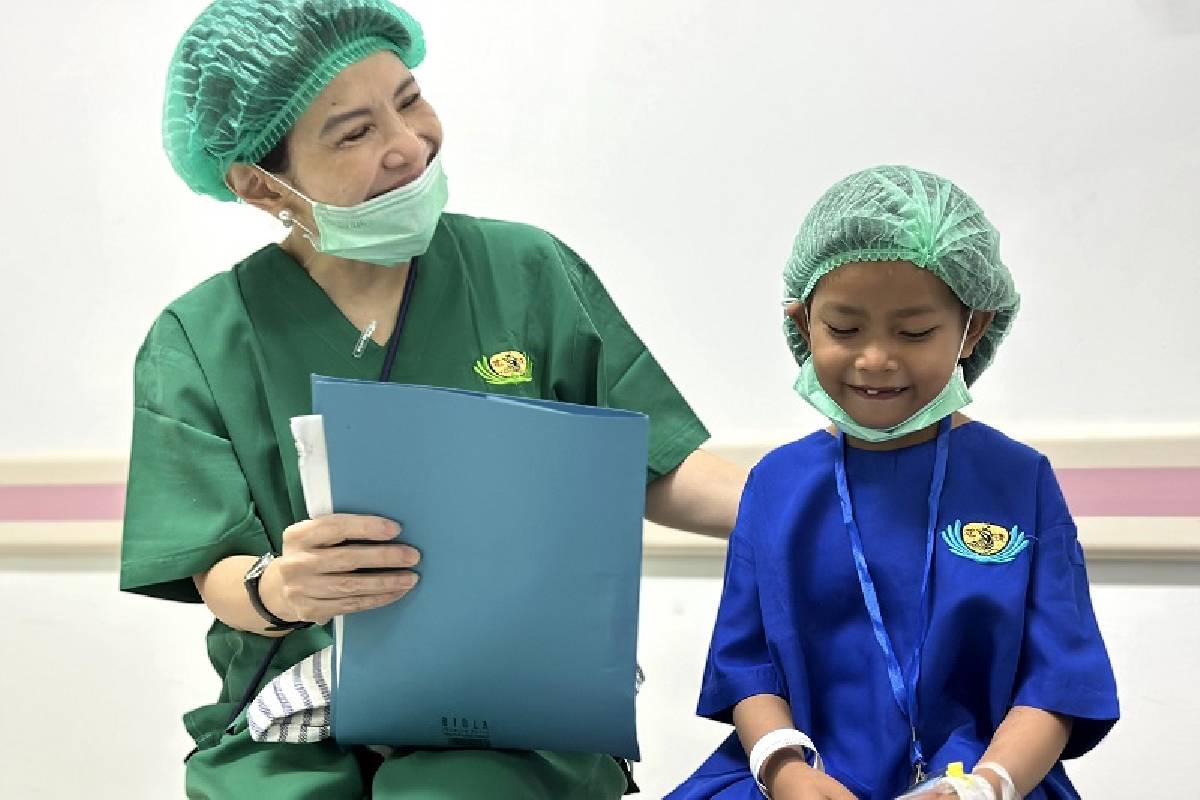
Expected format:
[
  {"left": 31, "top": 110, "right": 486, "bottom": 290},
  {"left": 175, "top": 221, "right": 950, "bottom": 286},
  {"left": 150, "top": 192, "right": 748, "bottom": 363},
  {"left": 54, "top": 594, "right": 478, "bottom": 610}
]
[{"left": 855, "top": 343, "right": 896, "bottom": 372}]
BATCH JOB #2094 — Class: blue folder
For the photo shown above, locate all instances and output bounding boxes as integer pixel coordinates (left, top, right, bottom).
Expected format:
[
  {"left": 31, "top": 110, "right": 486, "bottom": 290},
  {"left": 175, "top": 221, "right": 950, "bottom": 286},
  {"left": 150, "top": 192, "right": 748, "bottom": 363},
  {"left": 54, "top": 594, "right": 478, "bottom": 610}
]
[{"left": 312, "top": 376, "right": 648, "bottom": 759}]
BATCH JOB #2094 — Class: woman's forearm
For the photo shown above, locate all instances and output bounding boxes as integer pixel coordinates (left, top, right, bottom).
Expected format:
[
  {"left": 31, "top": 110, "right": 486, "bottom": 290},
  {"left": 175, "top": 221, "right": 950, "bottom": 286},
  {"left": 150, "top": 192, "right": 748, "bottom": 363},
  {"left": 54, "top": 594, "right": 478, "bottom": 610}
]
[
  {"left": 975, "top": 706, "right": 1072, "bottom": 796},
  {"left": 645, "top": 448, "right": 748, "bottom": 538},
  {"left": 194, "top": 555, "right": 295, "bottom": 637}
]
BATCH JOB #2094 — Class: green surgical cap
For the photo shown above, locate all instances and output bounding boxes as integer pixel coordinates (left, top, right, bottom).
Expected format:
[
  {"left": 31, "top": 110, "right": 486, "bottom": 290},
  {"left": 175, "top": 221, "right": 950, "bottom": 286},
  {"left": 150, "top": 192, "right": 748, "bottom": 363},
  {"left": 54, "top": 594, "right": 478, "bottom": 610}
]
[
  {"left": 164, "top": 0, "right": 426, "bottom": 201},
  {"left": 783, "top": 165, "right": 1020, "bottom": 386}
]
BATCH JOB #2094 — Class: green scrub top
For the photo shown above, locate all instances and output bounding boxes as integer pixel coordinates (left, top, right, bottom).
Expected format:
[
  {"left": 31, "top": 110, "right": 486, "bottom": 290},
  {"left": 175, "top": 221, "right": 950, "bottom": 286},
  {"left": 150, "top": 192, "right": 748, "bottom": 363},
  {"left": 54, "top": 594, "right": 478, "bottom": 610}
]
[{"left": 119, "top": 214, "right": 709, "bottom": 793}]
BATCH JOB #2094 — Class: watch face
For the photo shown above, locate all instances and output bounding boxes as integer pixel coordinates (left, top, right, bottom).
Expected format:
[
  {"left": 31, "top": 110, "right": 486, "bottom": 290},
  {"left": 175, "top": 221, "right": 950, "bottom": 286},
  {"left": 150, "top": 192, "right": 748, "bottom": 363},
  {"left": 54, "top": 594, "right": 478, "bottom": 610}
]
[{"left": 246, "top": 552, "right": 274, "bottom": 581}]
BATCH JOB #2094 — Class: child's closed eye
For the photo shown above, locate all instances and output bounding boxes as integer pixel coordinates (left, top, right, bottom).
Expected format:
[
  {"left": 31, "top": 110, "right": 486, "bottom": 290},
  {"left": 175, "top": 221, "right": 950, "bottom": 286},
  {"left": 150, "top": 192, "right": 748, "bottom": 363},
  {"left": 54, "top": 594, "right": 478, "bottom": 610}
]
[
  {"left": 900, "top": 327, "right": 938, "bottom": 340},
  {"left": 825, "top": 323, "right": 858, "bottom": 338}
]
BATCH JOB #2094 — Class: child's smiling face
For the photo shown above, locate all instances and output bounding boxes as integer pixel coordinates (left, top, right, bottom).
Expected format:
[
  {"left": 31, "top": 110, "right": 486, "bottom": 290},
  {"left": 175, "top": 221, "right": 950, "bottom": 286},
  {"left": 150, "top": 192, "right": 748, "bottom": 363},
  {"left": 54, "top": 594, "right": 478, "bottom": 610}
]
[{"left": 791, "top": 260, "right": 992, "bottom": 434}]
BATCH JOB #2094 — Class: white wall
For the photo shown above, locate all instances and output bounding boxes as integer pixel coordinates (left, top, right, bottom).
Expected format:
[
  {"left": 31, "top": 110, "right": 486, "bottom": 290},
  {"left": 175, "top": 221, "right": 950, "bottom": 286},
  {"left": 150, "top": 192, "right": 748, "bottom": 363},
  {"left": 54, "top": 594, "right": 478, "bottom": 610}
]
[
  {"left": 2, "top": 558, "right": 1196, "bottom": 798},
  {"left": 2, "top": 0, "right": 1199, "bottom": 451}
]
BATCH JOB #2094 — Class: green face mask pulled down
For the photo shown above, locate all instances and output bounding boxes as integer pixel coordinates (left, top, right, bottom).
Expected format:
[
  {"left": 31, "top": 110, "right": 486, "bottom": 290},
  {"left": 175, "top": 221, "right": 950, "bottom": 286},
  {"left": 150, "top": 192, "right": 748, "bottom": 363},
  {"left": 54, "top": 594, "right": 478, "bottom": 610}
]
[
  {"left": 263, "top": 155, "right": 449, "bottom": 266},
  {"left": 794, "top": 361, "right": 973, "bottom": 443}
]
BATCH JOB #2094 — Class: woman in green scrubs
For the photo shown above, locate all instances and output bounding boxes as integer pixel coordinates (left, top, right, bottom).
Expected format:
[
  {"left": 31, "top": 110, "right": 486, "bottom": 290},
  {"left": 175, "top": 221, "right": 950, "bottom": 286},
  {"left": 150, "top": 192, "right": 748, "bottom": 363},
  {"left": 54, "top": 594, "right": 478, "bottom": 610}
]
[{"left": 119, "top": 1, "right": 746, "bottom": 797}]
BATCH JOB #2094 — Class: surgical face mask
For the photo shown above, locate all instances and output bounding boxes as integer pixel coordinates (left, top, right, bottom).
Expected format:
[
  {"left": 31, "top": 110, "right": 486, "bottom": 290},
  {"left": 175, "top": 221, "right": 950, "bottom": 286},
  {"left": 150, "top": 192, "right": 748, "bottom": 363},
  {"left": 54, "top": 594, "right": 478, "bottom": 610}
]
[
  {"left": 793, "top": 305, "right": 975, "bottom": 443},
  {"left": 260, "top": 154, "right": 449, "bottom": 266}
]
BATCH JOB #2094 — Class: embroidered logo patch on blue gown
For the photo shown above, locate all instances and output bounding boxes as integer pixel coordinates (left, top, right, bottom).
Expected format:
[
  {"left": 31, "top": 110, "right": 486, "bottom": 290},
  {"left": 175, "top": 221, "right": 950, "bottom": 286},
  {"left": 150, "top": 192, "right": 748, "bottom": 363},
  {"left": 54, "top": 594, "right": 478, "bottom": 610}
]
[{"left": 941, "top": 520, "right": 1031, "bottom": 563}]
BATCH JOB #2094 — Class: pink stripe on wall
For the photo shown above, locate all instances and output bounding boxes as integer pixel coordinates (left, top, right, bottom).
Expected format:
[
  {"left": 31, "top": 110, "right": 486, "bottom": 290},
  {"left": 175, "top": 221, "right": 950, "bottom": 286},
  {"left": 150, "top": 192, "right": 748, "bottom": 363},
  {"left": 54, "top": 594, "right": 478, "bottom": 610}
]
[
  {"left": 1055, "top": 468, "right": 1200, "bottom": 518},
  {"left": 0, "top": 469, "right": 1199, "bottom": 522},
  {"left": 0, "top": 484, "right": 126, "bottom": 522}
]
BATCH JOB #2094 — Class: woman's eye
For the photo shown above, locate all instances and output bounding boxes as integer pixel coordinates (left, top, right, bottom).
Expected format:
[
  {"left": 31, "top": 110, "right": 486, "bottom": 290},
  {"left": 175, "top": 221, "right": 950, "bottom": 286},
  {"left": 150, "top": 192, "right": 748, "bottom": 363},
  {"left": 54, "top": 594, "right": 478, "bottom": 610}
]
[
  {"left": 901, "top": 327, "right": 937, "bottom": 340},
  {"left": 342, "top": 125, "right": 371, "bottom": 144},
  {"left": 399, "top": 92, "right": 422, "bottom": 110},
  {"left": 825, "top": 324, "right": 857, "bottom": 337}
]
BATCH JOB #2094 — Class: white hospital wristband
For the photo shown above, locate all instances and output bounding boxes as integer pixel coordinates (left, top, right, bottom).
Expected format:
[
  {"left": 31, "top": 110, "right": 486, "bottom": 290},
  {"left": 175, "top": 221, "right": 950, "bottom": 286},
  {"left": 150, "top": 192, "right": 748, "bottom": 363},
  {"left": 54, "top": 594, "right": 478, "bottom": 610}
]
[
  {"left": 940, "top": 774, "right": 994, "bottom": 800},
  {"left": 975, "top": 761, "right": 1018, "bottom": 800},
  {"left": 749, "top": 728, "right": 823, "bottom": 798}
]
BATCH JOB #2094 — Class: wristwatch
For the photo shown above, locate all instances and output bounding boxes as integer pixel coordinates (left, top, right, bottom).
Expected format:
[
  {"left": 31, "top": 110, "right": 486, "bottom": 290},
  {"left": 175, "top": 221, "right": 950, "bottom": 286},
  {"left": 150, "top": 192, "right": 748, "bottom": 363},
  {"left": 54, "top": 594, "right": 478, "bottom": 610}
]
[{"left": 244, "top": 552, "right": 311, "bottom": 631}]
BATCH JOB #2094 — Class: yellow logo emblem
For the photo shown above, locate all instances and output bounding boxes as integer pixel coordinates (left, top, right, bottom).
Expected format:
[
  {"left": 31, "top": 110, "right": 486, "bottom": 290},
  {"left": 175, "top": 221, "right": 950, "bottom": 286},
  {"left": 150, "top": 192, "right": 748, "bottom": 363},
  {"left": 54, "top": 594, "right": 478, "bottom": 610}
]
[
  {"left": 941, "top": 520, "right": 1030, "bottom": 564},
  {"left": 961, "top": 523, "right": 1010, "bottom": 556},
  {"left": 474, "top": 350, "right": 533, "bottom": 385}
]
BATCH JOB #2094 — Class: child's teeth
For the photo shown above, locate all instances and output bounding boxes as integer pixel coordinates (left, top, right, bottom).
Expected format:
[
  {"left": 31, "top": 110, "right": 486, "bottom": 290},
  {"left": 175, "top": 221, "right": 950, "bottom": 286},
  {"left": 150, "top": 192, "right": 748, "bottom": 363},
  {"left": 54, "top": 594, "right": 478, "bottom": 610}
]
[{"left": 867, "top": 389, "right": 879, "bottom": 395}]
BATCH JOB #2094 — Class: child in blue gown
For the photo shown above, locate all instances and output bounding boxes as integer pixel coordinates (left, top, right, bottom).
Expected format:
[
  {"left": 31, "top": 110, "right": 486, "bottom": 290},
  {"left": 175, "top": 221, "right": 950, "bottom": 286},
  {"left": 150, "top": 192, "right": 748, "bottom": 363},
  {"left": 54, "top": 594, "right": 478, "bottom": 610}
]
[{"left": 668, "top": 166, "right": 1118, "bottom": 800}]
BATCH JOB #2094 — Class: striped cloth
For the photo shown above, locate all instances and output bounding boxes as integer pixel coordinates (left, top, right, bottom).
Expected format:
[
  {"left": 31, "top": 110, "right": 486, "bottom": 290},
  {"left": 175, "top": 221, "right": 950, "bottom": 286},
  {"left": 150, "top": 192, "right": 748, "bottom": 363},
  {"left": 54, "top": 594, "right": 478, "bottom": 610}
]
[{"left": 247, "top": 646, "right": 333, "bottom": 743}]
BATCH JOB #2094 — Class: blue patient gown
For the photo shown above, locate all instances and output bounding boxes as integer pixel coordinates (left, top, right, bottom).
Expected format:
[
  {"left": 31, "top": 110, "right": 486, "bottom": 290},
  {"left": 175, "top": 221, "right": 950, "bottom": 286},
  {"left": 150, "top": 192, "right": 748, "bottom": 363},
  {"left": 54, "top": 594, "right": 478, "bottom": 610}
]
[{"left": 668, "top": 422, "right": 1118, "bottom": 800}]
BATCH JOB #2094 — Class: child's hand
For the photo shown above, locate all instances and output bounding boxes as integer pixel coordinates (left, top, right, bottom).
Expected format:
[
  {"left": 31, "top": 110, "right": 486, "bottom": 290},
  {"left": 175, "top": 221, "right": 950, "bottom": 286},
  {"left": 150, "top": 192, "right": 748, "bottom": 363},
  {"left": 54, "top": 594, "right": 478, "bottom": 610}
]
[
  {"left": 764, "top": 756, "right": 857, "bottom": 800},
  {"left": 896, "top": 774, "right": 996, "bottom": 799}
]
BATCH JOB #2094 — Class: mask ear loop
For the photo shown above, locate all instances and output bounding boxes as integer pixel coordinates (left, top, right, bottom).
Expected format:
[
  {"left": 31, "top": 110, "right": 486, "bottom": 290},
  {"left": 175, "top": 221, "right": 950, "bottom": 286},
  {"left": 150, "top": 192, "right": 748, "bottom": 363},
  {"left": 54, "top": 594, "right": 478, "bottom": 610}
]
[
  {"left": 276, "top": 209, "right": 319, "bottom": 246},
  {"left": 956, "top": 310, "right": 976, "bottom": 363},
  {"left": 246, "top": 165, "right": 321, "bottom": 247}
]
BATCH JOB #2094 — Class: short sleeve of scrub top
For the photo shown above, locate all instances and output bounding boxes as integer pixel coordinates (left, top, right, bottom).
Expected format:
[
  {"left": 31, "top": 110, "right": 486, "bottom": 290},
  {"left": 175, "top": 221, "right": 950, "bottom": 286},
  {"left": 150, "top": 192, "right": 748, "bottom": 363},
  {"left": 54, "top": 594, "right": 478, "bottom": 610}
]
[
  {"left": 543, "top": 233, "right": 710, "bottom": 480},
  {"left": 1012, "top": 458, "right": 1120, "bottom": 758},
  {"left": 120, "top": 308, "right": 270, "bottom": 603},
  {"left": 695, "top": 471, "right": 785, "bottom": 722}
]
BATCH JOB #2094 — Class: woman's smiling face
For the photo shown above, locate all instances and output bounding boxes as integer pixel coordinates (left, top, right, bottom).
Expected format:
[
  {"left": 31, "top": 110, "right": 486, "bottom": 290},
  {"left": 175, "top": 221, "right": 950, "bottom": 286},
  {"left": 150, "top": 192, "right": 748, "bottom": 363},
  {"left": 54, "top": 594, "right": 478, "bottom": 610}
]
[
  {"left": 280, "top": 50, "right": 443, "bottom": 207},
  {"left": 226, "top": 49, "right": 444, "bottom": 233}
]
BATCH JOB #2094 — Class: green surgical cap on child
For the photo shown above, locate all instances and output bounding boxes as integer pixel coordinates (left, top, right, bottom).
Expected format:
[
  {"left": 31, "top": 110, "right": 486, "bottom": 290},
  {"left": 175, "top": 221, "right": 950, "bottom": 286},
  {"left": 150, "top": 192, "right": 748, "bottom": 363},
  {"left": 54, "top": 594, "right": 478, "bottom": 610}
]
[
  {"left": 163, "top": 0, "right": 426, "bottom": 201},
  {"left": 783, "top": 165, "right": 1020, "bottom": 386}
]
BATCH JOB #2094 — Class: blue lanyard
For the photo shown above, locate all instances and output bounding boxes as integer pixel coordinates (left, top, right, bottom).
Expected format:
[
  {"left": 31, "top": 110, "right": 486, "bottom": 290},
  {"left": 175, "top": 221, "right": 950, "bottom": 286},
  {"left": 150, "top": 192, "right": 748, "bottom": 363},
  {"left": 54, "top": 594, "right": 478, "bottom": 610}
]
[{"left": 832, "top": 415, "right": 951, "bottom": 781}]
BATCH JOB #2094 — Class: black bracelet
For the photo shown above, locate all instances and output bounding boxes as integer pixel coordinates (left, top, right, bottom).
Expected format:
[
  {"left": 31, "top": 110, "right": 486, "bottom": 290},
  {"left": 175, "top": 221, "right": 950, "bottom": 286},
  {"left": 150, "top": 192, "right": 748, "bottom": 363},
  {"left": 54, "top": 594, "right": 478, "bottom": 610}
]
[{"left": 244, "top": 552, "right": 312, "bottom": 631}]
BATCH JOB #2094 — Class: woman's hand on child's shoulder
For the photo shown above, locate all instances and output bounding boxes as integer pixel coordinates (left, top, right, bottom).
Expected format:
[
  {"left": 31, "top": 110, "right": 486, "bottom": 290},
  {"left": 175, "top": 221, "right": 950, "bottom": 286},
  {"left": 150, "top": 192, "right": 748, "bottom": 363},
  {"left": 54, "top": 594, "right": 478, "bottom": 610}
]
[{"left": 764, "top": 755, "right": 857, "bottom": 800}]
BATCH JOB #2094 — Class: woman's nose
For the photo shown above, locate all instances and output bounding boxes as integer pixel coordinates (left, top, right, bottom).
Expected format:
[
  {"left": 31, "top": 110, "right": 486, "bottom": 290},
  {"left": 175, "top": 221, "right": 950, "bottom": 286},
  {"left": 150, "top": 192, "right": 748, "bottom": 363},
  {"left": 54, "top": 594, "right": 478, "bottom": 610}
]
[{"left": 380, "top": 116, "right": 427, "bottom": 170}]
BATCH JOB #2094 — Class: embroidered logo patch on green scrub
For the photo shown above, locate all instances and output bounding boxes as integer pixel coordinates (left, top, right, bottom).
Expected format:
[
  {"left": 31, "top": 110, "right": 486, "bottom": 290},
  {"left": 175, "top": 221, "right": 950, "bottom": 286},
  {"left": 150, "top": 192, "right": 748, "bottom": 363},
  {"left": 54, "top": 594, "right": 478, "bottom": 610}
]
[
  {"left": 941, "top": 520, "right": 1030, "bottom": 563},
  {"left": 474, "top": 350, "right": 533, "bottom": 385}
]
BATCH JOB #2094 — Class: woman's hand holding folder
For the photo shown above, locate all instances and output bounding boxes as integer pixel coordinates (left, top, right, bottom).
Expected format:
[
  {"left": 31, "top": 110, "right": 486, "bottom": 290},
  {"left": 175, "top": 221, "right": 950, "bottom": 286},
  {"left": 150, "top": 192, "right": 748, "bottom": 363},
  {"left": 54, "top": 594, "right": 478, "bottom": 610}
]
[{"left": 260, "top": 513, "right": 422, "bottom": 625}]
